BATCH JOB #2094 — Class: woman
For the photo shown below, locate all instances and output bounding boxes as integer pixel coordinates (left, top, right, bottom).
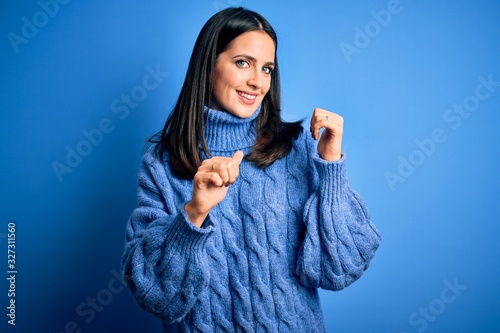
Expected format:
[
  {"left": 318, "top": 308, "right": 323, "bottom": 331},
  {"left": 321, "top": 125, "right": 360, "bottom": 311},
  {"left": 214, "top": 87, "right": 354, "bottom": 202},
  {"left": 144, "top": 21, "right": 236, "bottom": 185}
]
[{"left": 122, "top": 7, "right": 381, "bottom": 332}]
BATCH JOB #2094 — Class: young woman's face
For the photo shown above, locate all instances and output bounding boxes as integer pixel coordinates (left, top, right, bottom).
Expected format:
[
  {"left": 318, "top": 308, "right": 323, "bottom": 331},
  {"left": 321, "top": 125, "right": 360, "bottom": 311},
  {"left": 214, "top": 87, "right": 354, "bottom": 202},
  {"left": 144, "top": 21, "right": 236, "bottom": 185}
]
[{"left": 211, "top": 30, "right": 276, "bottom": 118}]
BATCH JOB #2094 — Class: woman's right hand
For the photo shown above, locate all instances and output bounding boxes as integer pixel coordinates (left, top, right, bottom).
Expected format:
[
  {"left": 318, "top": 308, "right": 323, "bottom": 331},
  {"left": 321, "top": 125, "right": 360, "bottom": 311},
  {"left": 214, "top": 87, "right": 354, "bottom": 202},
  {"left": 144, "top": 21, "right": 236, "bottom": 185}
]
[{"left": 184, "top": 150, "right": 244, "bottom": 227}]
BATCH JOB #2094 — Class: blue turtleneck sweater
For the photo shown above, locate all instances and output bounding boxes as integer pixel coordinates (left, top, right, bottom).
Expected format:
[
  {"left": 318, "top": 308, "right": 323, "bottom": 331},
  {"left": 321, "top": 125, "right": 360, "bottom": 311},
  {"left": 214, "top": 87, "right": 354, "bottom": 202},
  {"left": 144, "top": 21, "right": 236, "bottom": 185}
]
[{"left": 121, "top": 106, "right": 381, "bottom": 332}]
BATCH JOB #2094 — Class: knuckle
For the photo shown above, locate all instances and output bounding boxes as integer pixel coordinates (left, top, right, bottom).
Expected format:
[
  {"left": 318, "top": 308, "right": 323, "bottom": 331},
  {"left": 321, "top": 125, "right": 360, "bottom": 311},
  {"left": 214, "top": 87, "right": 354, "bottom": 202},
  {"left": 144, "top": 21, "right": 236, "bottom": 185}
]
[{"left": 193, "top": 173, "right": 203, "bottom": 183}]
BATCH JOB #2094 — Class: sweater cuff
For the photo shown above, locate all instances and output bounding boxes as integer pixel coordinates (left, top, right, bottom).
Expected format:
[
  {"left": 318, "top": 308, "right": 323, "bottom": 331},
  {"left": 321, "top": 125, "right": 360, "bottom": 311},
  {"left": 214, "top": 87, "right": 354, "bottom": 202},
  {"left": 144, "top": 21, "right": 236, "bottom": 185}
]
[
  {"left": 164, "top": 210, "right": 215, "bottom": 253},
  {"left": 312, "top": 153, "right": 348, "bottom": 203}
]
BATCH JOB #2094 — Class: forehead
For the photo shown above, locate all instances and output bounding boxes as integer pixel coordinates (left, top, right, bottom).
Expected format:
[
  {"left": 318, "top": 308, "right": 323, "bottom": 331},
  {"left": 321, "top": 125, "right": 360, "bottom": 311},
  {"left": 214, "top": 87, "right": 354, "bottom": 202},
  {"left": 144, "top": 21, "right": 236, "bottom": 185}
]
[{"left": 224, "top": 30, "right": 276, "bottom": 60}]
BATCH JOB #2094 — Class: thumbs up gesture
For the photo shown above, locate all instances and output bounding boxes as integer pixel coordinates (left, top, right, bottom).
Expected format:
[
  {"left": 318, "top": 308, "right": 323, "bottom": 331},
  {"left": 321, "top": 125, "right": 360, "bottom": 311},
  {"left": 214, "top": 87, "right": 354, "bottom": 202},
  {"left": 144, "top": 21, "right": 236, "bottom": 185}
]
[{"left": 185, "top": 151, "right": 244, "bottom": 227}]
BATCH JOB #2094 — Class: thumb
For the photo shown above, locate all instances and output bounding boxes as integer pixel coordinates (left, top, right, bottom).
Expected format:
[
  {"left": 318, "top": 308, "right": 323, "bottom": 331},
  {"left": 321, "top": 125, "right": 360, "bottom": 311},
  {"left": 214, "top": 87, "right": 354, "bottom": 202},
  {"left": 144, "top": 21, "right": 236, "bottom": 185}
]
[{"left": 232, "top": 150, "right": 244, "bottom": 165}]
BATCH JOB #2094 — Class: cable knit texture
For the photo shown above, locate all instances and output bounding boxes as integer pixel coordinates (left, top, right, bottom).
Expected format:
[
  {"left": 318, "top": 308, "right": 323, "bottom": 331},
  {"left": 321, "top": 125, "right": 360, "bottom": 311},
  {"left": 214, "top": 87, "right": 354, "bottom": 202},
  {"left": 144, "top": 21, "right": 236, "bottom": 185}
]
[{"left": 121, "top": 106, "right": 381, "bottom": 332}]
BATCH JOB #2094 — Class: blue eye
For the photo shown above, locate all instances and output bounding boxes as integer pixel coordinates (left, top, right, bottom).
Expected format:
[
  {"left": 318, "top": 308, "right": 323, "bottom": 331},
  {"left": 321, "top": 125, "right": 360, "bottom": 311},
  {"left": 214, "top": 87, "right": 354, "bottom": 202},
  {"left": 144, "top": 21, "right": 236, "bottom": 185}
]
[
  {"left": 236, "top": 60, "right": 249, "bottom": 67},
  {"left": 263, "top": 67, "right": 274, "bottom": 74}
]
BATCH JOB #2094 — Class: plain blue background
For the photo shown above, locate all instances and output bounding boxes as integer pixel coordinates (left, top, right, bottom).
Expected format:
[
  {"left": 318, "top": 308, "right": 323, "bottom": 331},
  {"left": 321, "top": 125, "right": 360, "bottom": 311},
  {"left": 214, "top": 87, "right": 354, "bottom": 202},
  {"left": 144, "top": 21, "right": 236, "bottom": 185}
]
[{"left": 1, "top": 0, "right": 500, "bottom": 332}]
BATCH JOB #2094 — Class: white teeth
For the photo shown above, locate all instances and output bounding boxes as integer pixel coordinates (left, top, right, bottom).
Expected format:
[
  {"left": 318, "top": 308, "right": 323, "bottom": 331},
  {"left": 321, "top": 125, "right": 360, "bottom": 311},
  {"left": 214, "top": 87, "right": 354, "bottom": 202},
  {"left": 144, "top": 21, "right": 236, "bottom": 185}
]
[{"left": 237, "top": 91, "right": 256, "bottom": 100}]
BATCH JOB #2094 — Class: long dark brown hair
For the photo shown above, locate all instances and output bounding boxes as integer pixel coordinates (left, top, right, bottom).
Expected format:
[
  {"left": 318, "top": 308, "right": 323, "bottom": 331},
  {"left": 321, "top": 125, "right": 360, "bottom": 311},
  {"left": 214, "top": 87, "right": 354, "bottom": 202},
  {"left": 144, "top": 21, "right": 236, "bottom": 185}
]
[{"left": 152, "top": 7, "right": 302, "bottom": 179}]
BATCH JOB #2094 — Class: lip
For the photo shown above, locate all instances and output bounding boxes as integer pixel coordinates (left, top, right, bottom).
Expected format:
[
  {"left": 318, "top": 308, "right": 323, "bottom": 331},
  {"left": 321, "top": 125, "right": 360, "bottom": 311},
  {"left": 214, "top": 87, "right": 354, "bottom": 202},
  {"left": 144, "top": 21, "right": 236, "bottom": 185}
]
[{"left": 236, "top": 90, "right": 258, "bottom": 105}]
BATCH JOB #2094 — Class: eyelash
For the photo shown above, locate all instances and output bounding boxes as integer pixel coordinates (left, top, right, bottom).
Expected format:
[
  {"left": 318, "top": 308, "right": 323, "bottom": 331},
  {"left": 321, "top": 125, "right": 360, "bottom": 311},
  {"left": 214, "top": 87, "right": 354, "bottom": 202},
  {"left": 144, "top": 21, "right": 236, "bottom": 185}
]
[{"left": 236, "top": 60, "right": 274, "bottom": 74}]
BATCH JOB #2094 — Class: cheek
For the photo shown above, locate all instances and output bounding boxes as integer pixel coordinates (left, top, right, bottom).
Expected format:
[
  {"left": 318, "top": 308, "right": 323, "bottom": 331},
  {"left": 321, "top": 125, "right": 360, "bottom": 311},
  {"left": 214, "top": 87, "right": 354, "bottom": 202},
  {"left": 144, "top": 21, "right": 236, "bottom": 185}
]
[
  {"left": 262, "top": 78, "right": 272, "bottom": 95},
  {"left": 212, "top": 74, "right": 231, "bottom": 99},
  {"left": 227, "top": 70, "right": 246, "bottom": 87},
  {"left": 214, "top": 69, "right": 239, "bottom": 93}
]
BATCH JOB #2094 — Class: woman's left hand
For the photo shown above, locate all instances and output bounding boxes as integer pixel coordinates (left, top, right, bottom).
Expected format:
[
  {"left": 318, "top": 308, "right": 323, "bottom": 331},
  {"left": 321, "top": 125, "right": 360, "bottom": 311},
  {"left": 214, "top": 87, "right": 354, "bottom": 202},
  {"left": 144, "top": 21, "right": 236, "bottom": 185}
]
[{"left": 310, "top": 108, "right": 343, "bottom": 161}]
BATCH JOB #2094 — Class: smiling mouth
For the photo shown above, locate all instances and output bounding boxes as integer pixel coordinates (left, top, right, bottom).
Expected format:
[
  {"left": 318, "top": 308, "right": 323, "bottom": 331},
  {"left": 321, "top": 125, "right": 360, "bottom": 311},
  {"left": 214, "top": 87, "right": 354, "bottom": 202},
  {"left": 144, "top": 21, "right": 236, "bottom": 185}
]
[{"left": 237, "top": 91, "right": 257, "bottom": 100}]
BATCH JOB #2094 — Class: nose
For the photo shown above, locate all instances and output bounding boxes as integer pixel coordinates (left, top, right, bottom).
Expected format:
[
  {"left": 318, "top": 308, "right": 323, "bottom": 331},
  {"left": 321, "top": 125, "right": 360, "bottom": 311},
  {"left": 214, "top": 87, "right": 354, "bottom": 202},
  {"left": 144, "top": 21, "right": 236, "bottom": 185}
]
[{"left": 247, "top": 68, "right": 262, "bottom": 90}]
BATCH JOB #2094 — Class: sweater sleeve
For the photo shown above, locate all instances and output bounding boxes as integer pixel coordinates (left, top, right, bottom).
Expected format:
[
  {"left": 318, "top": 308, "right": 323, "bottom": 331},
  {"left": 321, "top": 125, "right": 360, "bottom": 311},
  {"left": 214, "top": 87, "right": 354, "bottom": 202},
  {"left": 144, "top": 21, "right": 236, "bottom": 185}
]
[
  {"left": 121, "top": 150, "right": 215, "bottom": 323},
  {"left": 295, "top": 137, "right": 381, "bottom": 291}
]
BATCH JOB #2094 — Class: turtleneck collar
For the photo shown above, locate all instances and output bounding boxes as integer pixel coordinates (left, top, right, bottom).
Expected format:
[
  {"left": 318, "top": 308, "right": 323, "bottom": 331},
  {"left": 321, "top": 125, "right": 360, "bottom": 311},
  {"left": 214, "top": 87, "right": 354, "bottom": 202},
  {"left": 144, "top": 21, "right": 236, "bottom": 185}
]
[{"left": 203, "top": 105, "right": 261, "bottom": 153}]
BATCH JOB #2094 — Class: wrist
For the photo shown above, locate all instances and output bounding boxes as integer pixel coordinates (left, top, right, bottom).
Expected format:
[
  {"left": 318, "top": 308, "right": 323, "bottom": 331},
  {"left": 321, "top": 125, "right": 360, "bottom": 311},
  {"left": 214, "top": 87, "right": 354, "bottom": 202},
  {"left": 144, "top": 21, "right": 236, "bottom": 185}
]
[
  {"left": 184, "top": 201, "right": 209, "bottom": 228},
  {"left": 320, "top": 150, "right": 342, "bottom": 162}
]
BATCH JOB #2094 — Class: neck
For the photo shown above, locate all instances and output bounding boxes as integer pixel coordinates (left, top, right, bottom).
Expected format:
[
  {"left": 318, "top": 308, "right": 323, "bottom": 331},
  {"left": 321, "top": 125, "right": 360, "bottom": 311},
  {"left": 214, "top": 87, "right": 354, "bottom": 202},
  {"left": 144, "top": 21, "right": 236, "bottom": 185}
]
[{"left": 203, "top": 105, "right": 261, "bottom": 153}]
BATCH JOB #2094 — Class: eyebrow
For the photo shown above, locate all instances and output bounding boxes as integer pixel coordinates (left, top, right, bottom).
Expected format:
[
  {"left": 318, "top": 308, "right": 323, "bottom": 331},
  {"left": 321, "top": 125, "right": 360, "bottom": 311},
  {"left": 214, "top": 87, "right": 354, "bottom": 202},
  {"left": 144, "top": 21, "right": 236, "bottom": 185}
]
[{"left": 233, "top": 54, "right": 275, "bottom": 67}]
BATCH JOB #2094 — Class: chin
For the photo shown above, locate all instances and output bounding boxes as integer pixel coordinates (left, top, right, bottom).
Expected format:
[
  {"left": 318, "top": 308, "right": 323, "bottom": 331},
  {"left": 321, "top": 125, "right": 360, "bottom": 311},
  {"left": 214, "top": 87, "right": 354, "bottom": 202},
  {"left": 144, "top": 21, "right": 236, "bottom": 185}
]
[{"left": 229, "top": 106, "right": 258, "bottom": 118}]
